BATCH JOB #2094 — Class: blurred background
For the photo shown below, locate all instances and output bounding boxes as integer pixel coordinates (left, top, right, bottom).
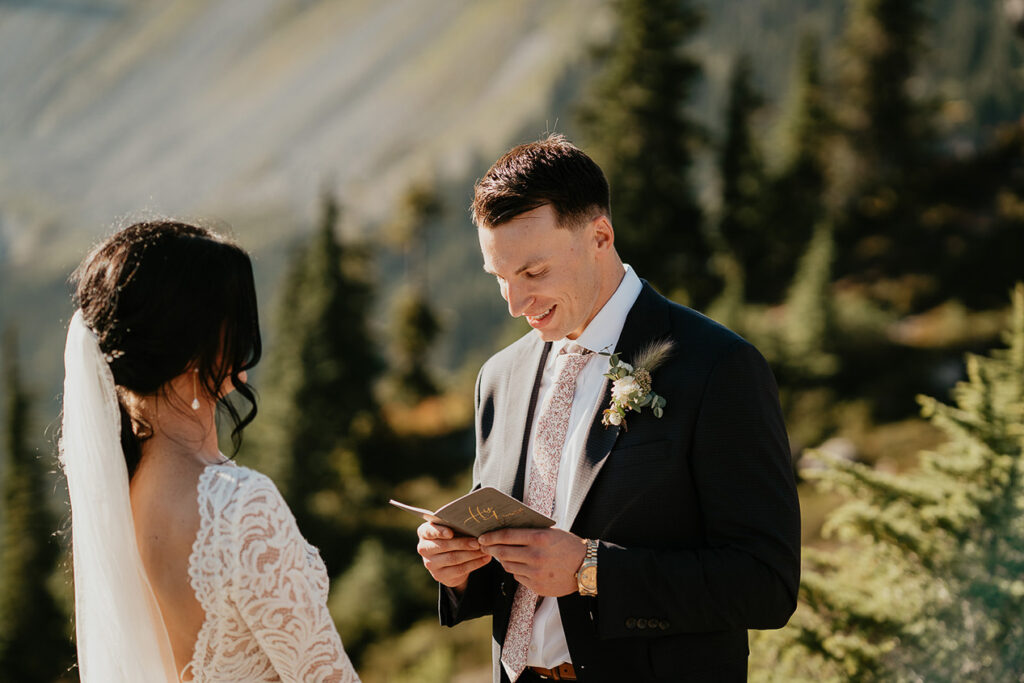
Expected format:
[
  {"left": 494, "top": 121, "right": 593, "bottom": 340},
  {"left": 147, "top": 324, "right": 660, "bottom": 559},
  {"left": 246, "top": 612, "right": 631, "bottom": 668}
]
[{"left": 1, "top": 0, "right": 1023, "bottom": 680}]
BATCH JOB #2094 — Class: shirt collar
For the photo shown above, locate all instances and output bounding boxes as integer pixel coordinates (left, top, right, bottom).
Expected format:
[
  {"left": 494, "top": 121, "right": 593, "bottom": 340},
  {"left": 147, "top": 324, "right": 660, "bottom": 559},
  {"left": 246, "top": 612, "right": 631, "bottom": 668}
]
[{"left": 554, "top": 264, "right": 642, "bottom": 356}]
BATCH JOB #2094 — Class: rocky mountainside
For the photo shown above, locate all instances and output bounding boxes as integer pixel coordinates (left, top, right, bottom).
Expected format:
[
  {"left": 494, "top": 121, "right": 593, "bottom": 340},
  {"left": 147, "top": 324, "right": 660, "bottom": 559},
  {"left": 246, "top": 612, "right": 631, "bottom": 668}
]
[
  {"left": 0, "top": 0, "right": 1019, "bottom": 420},
  {"left": 0, "top": 0, "right": 612, "bottom": 274}
]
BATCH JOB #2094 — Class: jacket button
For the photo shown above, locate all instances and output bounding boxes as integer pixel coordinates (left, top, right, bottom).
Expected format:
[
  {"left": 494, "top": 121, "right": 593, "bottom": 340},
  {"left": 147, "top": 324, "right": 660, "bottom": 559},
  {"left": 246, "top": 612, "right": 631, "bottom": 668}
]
[
  {"left": 625, "top": 618, "right": 636, "bottom": 629},
  {"left": 637, "top": 618, "right": 648, "bottom": 630}
]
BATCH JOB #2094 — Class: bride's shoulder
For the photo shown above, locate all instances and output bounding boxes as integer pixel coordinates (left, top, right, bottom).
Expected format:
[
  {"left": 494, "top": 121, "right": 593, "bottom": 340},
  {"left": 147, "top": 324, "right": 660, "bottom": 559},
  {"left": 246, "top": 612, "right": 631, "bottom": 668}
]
[{"left": 198, "top": 462, "right": 286, "bottom": 510}]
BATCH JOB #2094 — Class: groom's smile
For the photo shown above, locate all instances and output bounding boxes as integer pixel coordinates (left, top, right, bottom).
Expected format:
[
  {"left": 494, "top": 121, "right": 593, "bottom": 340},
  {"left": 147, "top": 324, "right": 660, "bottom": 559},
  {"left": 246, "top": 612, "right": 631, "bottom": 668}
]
[{"left": 526, "top": 305, "right": 554, "bottom": 328}]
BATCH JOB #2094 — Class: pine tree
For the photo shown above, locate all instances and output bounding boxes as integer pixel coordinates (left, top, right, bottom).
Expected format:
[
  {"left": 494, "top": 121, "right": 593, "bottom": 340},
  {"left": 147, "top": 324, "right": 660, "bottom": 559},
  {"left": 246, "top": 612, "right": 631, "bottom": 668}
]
[
  {"left": 779, "top": 35, "right": 831, "bottom": 195},
  {"left": 576, "top": 0, "right": 714, "bottom": 306},
  {"left": 391, "top": 290, "right": 442, "bottom": 404},
  {"left": 752, "top": 284, "right": 1024, "bottom": 681},
  {"left": 389, "top": 180, "right": 443, "bottom": 286},
  {"left": 833, "top": 0, "right": 935, "bottom": 281},
  {"left": 387, "top": 182, "right": 443, "bottom": 404},
  {"left": 781, "top": 221, "right": 838, "bottom": 381},
  {"left": 759, "top": 34, "right": 831, "bottom": 302},
  {"left": 0, "top": 328, "right": 74, "bottom": 682},
  {"left": 717, "top": 54, "right": 769, "bottom": 302},
  {"left": 250, "top": 192, "right": 381, "bottom": 573},
  {"left": 837, "top": 0, "right": 931, "bottom": 187}
]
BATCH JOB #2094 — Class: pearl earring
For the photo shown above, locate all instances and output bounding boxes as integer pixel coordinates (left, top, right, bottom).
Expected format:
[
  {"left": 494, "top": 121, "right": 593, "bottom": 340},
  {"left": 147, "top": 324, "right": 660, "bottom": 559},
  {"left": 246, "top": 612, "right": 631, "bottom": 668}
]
[{"left": 191, "top": 369, "right": 201, "bottom": 410}]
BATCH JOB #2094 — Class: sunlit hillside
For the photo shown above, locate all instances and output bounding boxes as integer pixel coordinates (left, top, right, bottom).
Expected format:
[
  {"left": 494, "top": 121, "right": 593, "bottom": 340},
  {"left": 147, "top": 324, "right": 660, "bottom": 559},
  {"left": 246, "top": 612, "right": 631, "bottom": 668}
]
[{"left": 0, "top": 0, "right": 1020, "bottom": 449}]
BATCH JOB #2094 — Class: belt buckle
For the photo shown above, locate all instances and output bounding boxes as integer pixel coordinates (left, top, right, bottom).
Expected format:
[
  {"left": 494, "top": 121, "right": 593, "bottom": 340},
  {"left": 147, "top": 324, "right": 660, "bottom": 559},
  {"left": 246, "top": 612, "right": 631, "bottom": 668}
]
[{"left": 532, "top": 663, "right": 575, "bottom": 680}]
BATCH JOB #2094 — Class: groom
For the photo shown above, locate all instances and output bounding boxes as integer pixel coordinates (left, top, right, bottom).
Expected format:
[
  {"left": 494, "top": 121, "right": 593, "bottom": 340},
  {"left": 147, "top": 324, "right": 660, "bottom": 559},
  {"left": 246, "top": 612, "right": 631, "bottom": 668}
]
[{"left": 416, "top": 134, "right": 800, "bottom": 682}]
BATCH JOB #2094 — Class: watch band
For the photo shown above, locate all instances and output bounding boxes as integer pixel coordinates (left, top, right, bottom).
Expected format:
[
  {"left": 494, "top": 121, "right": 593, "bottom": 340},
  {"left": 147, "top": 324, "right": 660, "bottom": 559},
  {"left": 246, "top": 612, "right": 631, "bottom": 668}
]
[{"left": 576, "top": 538, "right": 599, "bottom": 596}]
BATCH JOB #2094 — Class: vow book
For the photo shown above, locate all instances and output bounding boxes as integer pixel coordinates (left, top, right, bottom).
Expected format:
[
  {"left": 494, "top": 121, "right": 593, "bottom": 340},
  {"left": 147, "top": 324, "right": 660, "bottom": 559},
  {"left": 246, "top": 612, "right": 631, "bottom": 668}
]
[{"left": 389, "top": 487, "right": 555, "bottom": 537}]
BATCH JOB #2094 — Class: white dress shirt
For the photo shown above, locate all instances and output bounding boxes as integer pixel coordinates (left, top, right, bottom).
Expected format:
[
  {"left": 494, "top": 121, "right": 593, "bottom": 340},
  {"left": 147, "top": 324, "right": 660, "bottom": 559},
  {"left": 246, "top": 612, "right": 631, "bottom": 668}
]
[{"left": 522, "top": 264, "right": 643, "bottom": 669}]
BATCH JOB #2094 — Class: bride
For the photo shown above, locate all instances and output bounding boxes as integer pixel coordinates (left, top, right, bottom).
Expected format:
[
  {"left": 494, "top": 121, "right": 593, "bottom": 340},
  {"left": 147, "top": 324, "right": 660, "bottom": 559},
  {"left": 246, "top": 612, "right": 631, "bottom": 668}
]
[{"left": 61, "top": 221, "right": 360, "bottom": 682}]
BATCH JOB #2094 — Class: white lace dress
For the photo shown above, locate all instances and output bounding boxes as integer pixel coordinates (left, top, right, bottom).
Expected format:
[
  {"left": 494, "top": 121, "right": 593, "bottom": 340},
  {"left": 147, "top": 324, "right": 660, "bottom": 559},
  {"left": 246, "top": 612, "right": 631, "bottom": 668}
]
[{"left": 183, "top": 463, "right": 359, "bottom": 683}]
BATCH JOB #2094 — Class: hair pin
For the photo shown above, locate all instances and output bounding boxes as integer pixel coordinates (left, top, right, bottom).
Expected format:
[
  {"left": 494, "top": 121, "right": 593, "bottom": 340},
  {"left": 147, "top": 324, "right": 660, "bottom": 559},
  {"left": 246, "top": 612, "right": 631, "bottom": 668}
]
[{"left": 103, "top": 349, "right": 125, "bottom": 363}]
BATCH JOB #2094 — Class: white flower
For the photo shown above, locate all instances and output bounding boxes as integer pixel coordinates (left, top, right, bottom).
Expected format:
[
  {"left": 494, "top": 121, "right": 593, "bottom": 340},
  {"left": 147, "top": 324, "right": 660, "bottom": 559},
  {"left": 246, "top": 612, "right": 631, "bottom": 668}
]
[
  {"left": 611, "top": 376, "right": 639, "bottom": 403},
  {"left": 600, "top": 339, "right": 674, "bottom": 430}
]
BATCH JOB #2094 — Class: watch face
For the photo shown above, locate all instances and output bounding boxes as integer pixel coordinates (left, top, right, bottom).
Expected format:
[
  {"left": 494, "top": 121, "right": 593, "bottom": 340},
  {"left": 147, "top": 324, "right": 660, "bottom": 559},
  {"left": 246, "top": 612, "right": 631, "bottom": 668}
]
[{"left": 580, "top": 566, "right": 597, "bottom": 590}]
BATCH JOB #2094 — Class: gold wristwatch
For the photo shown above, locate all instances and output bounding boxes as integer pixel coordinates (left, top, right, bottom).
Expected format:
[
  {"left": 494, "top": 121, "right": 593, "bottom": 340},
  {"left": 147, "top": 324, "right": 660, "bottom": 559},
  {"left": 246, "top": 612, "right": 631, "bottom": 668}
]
[{"left": 576, "top": 539, "right": 598, "bottom": 596}]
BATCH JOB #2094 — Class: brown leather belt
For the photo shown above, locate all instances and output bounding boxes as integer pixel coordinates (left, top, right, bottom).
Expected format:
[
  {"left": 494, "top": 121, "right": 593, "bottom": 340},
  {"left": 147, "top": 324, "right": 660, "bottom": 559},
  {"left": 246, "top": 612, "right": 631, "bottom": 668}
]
[{"left": 527, "top": 663, "right": 577, "bottom": 680}]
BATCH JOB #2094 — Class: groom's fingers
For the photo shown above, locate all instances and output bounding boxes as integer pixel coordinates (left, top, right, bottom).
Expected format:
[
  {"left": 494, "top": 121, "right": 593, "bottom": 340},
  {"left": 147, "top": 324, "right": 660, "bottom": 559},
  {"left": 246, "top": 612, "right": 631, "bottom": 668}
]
[
  {"left": 417, "top": 523, "right": 490, "bottom": 587},
  {"left": 478, "top": 528, "right": 539, "bottom": 546},
  {"left": 422, "top": 549, "right": 488, "bottom": 573},
  {"left": 417, "top": 521, "right": 455, "bottom": 541},
  {"left": 481, "top": 544, "right": 537, "bottom": 572},
  {"left": 421, "top": 549, "right": 490, "bottom": 588},
  {"left": 417, "top": 536, "right": 482, "bottom": 561}
]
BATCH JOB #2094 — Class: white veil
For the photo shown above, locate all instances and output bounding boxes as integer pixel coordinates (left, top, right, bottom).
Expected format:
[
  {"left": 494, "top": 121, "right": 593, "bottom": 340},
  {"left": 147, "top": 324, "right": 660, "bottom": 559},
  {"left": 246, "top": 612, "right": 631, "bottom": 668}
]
[{"left": 60, "top": 310, "right": 179, "bottom": 682}]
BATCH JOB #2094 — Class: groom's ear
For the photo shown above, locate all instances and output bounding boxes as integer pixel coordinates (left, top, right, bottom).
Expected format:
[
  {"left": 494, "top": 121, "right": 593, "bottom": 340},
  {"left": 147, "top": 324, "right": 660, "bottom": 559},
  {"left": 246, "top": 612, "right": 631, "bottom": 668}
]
[{"left": 591, "top": 215, "right": 614, "bottom": 253}]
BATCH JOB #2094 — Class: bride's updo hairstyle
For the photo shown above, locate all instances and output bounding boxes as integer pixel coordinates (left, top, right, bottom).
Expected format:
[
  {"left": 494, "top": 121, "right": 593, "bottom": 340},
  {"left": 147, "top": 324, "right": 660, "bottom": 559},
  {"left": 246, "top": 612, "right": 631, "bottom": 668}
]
[{"left": 71, "top": 221, "right": 261, "bottom": 477}]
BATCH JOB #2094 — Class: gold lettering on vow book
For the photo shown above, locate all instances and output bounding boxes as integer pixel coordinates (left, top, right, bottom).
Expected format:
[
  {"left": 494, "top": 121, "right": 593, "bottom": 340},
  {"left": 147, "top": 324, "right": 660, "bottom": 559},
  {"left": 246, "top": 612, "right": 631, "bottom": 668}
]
[
  {"left": 389, "top": 487, "right": 553, "bottom": 537},
  {"left": 466, "top": 505, "right": 500, "bottom": 525}
]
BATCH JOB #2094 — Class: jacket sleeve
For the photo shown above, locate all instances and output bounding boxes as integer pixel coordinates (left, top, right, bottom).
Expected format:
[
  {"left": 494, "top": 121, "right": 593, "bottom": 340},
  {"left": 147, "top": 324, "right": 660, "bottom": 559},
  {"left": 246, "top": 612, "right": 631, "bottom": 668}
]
[
  {"left": 439, "top": 559, "right": 505, "bottom": 626},
  {"left": 595, "top": 342, "right": 801, "bottom": 637}
]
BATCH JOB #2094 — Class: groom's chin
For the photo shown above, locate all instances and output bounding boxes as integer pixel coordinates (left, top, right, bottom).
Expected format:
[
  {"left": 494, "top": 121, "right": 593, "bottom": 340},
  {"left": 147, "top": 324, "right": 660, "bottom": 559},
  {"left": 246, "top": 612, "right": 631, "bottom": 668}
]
[{"left": 533, "top": 328, "right": 562, "bottom": 343}]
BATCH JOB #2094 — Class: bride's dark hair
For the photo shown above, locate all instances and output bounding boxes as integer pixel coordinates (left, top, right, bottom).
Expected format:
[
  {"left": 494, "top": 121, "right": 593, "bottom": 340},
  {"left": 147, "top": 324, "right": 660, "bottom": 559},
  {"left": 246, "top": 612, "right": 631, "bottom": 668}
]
[{"left": 71, "top": 221, "right": 262, "bottom": 477}]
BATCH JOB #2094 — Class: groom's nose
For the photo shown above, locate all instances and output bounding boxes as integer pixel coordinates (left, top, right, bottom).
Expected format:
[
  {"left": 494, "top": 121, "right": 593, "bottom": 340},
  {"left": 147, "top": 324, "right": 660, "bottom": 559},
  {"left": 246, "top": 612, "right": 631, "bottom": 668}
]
[{"left": 504, "top": 280, "right": 533, "bottom": 318}]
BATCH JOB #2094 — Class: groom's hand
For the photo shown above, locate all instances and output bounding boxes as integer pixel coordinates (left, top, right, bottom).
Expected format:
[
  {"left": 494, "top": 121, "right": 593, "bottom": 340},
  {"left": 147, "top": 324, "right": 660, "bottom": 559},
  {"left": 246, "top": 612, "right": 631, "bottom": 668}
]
[
  {"left": 478, "top": 528, "right": 587, "bottom": 597},
  {"left": 417, "top": 522, "right": 491, "bottom": 592}
]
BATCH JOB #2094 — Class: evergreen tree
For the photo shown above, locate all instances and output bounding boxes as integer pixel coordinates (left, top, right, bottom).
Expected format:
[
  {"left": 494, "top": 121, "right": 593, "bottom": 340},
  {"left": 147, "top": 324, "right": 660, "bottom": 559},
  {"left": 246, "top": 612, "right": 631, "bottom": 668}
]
[
  {"left": 752, "top": 284, "right": 1024, "bottom": 681},
  {"left": 781, "top": 221, "right": 838, "bottom": 381},
  {"left": 250, "top": 192, "right": 381, "bottom": 573},
  {"left": 576, "top": 0, "right": 714, "bottom": 306},
  {"left": 391, "top": 289, "right": 442, "bottom": 404},
  {"left": 833, "top": 0, "right": 935, "bottom": 282},
  {"left": 0, "top": 328, "right": 74, "bottom": 682},
  {"left": 779, "top": 35, "right": 831, "bottom": 195},
  {"left": 837, "top": 0, "right": 931, "bottom": 187},
  {"left": 389, "top": 180, "right": 443, "bottom": 286},
  {"left": 717, "top": 54, "right": 770, "bottom": 302},
  {"left": 387, "top": 182, "right": 444, "bottom": 404},
  {"left": 759, "top": 34, "right": 831, "bottom": 302}
]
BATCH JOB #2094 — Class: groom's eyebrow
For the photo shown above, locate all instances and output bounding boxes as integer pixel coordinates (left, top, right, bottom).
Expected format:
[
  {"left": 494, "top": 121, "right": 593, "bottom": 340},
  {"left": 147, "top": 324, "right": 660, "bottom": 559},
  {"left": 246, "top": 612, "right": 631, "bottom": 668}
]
[{"left": 483, "top": 258, "right": 545, "bottom": 277}]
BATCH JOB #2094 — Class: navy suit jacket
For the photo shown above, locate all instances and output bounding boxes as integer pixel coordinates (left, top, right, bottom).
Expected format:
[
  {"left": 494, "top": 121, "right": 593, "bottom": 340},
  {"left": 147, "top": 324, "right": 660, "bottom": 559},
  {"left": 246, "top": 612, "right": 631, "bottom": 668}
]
[{"left": 440, "top": 282, "right": 801, "bottom": 682}]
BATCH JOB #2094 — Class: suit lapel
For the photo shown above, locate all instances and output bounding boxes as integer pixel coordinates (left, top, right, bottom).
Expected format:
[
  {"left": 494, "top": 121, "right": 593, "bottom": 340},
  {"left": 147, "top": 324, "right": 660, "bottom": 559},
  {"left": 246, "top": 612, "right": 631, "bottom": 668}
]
[
  {"left": 566, "top": 282, "right": 672, "bottom": 528},
  {"left": 498, "top": 336, "right": 551, "bottom": 501}
]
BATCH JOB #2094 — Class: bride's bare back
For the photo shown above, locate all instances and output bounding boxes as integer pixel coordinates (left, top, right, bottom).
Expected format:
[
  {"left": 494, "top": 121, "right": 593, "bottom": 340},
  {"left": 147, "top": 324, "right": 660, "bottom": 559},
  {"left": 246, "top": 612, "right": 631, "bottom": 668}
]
[{"left": 130, "top": 445, "right": 210, "bottom": 675}]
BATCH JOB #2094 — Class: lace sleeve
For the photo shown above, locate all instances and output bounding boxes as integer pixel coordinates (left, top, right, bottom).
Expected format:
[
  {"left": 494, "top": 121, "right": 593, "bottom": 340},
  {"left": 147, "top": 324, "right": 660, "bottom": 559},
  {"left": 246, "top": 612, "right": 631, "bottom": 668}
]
[{"left": 228, "top": 473, "right": 360, "bottom": 683}]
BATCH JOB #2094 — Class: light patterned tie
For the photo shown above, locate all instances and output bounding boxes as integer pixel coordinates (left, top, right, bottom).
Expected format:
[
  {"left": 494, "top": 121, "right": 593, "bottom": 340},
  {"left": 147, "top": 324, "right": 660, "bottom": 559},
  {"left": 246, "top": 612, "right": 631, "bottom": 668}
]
[{"left": 501, "top": 344, "right": 591, "bottom": 681}]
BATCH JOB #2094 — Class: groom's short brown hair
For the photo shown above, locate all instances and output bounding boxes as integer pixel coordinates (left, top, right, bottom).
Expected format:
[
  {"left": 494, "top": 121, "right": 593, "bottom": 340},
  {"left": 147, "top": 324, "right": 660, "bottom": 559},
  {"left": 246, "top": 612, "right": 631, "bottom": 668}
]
[{"left": 471, "top": 133, "right": 611, "bottom": 230}]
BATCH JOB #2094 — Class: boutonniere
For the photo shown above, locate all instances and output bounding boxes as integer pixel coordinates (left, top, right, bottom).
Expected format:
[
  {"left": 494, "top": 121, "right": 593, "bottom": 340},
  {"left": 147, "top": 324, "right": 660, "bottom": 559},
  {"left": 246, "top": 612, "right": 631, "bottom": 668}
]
[{"left": 600, "top": 339, "right": 674, "bottom": 430}]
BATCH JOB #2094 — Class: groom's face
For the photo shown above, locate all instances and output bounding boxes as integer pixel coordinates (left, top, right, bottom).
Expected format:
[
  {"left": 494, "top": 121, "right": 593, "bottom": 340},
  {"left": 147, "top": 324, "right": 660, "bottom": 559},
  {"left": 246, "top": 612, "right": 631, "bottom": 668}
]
[{"left": 479, "top": 203, "right": 604, "bottom": 342}]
